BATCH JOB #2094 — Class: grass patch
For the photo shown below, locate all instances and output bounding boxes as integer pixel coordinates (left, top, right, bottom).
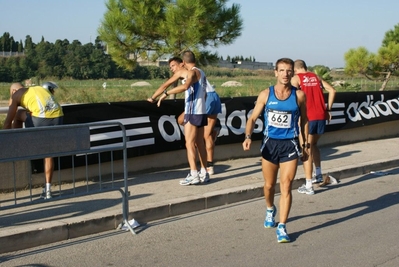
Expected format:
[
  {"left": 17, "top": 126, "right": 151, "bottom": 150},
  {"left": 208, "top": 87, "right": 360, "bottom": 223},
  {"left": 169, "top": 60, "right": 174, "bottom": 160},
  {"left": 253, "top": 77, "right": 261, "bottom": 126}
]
[
  {"left": 0, "top": 114, "right": 5, "bottom": 129},
  {"left": 1, "top": 73, "right": 398, "bottom": 104}
]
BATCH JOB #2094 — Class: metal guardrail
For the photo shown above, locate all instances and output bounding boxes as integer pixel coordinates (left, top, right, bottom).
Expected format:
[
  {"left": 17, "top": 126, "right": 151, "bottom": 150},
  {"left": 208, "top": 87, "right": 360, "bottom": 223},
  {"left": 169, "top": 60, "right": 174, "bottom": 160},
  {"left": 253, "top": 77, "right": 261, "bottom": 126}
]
[
  {"left": 0, "top": 122, "right": 137, "bottom": 235},
  {"left": 0, "top": 106, "right": 9, "bottom": 114},
  {"left": 0, "top": 105, "right": 76, "bottom": 114}
]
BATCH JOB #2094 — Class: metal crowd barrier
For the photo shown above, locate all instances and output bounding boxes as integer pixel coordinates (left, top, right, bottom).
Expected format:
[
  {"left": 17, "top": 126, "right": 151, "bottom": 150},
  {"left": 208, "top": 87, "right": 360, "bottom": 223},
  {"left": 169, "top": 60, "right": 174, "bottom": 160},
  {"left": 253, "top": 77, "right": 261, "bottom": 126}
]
[{"left": 0, "top": 122, "right": 136, "bottom": 235}]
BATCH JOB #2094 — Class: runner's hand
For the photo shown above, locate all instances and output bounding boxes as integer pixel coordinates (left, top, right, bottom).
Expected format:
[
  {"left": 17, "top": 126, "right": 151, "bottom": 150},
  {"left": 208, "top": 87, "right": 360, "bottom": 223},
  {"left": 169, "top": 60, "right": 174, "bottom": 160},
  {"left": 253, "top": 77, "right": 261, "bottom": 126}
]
[
  {"left": 242, "top": 139, "right": 251, "bottom": 151},
  {"left": 300, "top": 148, "right": 309, "bottom": 162},
  {"left": 157, "top": 94, "right": 167, "bottom": 107}
]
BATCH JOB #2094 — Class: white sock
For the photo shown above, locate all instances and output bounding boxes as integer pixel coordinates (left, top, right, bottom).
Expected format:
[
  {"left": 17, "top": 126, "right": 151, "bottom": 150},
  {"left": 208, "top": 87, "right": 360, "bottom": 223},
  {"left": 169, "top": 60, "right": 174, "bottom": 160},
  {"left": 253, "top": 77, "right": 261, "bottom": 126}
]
[
  {"left": 305, "top": 179, "right": 312, "bottom": 188},
  {"left": 200, "top": 168, "right": 206, "bottom": 174},
  {"left": 190, "top": 170, "right": 198, "bottom": 176},
  {"left": 46, "top": 183, "right": 51, "bottom": 191},
  {"left": 315, "top": 167, "right": 322, "bottom": 176}
]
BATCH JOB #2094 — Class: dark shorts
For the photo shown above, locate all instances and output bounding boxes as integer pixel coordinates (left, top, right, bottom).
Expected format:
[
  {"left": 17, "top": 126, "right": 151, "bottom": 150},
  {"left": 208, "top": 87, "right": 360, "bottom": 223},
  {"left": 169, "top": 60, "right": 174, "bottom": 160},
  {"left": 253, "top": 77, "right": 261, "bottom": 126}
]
[
  {"left": 25, "top": 116, "right": 64, "bottom": 128},
  {"left": 183, "top": 114, "right": 208, "bottom": 127},
  {"left": 25, "top": 113, "right": 33, "bottom": 127},
  {"left": 260, "top": 137, "right": 301, "bottom": 165},
  {"left": 206, "top": 92, "right": 222, "bottom": 115},
  {"left": 309, "top": 120, "right": 326, "bottom": 135}
]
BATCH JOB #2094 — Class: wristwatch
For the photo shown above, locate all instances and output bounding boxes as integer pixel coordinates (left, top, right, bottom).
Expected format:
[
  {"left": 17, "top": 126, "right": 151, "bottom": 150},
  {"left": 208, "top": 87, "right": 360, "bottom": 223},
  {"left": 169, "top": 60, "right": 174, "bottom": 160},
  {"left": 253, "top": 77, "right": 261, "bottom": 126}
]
[
  {"left": 302, "top": 143, "right": 310, "bottom": 148},
  {"left": 245, "top": 134, "right": 251, "bottom": 140}
]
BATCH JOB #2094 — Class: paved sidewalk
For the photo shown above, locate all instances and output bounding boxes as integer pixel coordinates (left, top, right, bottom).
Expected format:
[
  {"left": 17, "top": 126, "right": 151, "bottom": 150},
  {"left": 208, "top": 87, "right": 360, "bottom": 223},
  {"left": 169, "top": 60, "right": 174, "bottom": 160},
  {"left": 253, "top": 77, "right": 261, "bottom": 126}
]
[{"left": 1, "top": 137, "right": 398, "bottom": 253}]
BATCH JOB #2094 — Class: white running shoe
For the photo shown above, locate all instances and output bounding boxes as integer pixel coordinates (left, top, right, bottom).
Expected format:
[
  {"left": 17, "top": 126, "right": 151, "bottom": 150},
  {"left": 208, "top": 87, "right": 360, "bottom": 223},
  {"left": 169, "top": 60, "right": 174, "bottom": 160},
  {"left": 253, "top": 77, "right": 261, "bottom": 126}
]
[
  {"left": 297, "top": 184, "right": 315, "bottom": 195},
  {"left": 40, "top": 188, "right": 52, "bottom": 199},
  {"left": 206, "top": 166, "right": 214, "bottom": 175},
  {"left": 179, "top": 173, "right": 200, "bottom": 186}
]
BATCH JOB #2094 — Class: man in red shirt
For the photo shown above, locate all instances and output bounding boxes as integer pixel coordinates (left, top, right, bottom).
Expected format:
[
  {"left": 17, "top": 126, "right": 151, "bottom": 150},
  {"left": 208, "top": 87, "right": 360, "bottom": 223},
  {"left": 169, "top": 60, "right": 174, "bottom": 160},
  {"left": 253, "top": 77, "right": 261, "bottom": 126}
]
[{"left": 291, "top": 60, "right": 336, "bottom": 195}]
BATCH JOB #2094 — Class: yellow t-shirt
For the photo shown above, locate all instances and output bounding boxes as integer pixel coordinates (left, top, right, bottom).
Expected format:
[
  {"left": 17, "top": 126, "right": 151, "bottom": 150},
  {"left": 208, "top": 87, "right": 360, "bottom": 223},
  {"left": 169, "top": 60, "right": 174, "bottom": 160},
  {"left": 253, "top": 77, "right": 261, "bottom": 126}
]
[{"left": 20, "top": 86, "right": 64, "bottom": 118}]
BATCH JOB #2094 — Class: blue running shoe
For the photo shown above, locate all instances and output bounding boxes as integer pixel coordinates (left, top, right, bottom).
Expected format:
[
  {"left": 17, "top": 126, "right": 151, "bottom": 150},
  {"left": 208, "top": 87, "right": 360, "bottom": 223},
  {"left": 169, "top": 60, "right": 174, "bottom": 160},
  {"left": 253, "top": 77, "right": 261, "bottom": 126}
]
[
  {"left": 276, "top": 223, "right": 290, "bottom": 243},
  {"left": 311, "top": 174, "right": 323, "bottom": 184},
  {"left": 264, "top": 205, "right": 277, "bottom": 228},
  {"left": 199, "top": 172, "right": 210, "bottom": 183}
]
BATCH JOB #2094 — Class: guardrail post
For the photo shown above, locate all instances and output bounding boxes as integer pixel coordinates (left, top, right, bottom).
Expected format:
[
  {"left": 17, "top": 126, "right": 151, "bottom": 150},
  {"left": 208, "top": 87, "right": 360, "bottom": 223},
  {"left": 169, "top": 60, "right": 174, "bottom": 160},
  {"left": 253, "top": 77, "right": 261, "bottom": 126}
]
[{"left": 116, "top": 123, "right": 136, "bottom": 235}]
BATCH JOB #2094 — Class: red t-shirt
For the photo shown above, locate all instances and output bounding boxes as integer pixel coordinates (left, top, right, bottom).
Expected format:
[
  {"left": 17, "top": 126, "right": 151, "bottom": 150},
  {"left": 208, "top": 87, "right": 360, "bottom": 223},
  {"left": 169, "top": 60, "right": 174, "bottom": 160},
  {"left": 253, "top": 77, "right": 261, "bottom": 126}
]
[{"left": 297, "top": 72, "right": 326, "bottom": 121}]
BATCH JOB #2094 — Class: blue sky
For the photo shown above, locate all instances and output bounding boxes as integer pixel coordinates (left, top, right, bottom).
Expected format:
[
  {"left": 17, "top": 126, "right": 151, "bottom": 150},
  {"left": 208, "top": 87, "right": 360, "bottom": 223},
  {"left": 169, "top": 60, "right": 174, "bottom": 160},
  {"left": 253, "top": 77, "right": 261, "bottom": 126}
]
[{"left": 1, "top": 0, "right": 398, "bottom": 68}]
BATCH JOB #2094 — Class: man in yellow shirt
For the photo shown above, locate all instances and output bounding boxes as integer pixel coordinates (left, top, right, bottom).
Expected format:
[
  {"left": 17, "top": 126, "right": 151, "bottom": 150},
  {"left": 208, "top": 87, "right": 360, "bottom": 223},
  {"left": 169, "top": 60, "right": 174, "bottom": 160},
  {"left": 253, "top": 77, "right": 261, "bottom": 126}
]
[{"left": 3, "top": 82, "right": 64, "bottom": 199}]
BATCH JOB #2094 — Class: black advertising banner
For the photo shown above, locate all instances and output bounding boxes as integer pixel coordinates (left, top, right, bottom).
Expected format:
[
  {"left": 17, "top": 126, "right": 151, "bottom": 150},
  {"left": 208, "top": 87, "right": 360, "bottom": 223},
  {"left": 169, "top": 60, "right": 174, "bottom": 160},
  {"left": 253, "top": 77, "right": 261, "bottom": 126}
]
[
  {"left": 62, "top": 97, "right": 258, "bottom": 158},
  {"left": 64, "top": 99, "right": 187, "bottom": 157},
  {"left": 59, "top": 90, "right": 399, "bottom": 166},
  {"left": 324, "top": 91, "right": 399, "bottom": 131}
]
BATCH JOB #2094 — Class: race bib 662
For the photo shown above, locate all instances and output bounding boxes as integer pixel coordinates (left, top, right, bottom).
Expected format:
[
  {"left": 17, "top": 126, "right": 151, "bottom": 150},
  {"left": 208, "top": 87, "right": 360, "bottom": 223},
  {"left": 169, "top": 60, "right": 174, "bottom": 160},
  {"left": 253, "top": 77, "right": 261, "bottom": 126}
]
[{"left": 267, "top": 109, "right": 292, "bottom": 128}]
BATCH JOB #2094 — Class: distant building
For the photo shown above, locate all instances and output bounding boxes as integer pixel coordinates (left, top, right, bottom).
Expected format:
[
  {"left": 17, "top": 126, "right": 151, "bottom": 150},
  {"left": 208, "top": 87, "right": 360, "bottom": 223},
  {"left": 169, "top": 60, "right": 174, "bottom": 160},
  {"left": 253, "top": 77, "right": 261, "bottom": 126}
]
[
  {"left": 0, "top": 51, "right": 25, "bottom": 57},
  {"left": 136, "top": 57, "right": 169, "bottom": 67},
  {"left": 136, "top": 57, "right": 274, "bottom": 70},
  {"left": 216, "top": 59, "right": 274, "bottom": 70}
]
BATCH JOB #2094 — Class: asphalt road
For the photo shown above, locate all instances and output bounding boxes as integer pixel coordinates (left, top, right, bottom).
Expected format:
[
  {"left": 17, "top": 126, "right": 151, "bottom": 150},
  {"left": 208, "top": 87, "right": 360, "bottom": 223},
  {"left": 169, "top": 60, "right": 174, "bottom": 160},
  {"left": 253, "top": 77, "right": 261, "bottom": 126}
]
[{"left": 1, "top": 167, "right": 398, "bottom": 267}]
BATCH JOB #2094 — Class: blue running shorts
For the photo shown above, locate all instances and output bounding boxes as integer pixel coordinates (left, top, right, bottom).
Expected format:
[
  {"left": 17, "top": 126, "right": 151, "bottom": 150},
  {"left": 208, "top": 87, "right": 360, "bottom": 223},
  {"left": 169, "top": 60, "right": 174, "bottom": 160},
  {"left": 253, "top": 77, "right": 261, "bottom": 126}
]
[
  {"left": 206, "top": 92, "right": 222, "bottom": 115},
  {"left": 309, "top": 120, "right": 326, "bottom": 135}
]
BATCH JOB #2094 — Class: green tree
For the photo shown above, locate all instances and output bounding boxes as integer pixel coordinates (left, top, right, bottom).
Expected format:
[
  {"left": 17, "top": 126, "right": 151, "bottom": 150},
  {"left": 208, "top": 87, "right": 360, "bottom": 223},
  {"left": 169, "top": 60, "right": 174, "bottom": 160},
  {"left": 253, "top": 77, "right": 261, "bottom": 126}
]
[
  {"left": 17, "top": 40, "right": 23, "bottom": 53},
  {"left": 63, "top": 40, "right": 85, "bottom": 79},
  {"left": 98, "top": 0, "right": 243, "bottom": 70},
  {"left": 24, "top": 35, "right": 35, "bottom": 52},
  {"left": 94, "top": 36, "right": 106, "bottom": 51},
  {"left": 22, "top": 35, "right": 39, "bottom": 79},
  {"left": 344, "top": 23, "right": 399, "bottom": 91},
  {"left": 197, "top": 50, "right": 220, "bottom": 66},
  {"left": 5, "top": 56, "right": 25, "bottom": 81},
  {"left": 9, "top": 36, "right": 16, "bottom": 52},
  {"left": 90, "top": 48, "right": 114, "bottom": 78},
  {"left": 312, "top": 65, "right": 332, "bottom": 82},
  {"left": 1, "top": 32, "right": 11, "bottom": 51},
  {"left": 35, "top": 40, "right": 58, "bottom": 78},
  {"left": 51, "top": 39, "right": 69, "bottom": 78},
  {"left": 19, "top": 56, "right": 35, "bottom": 80},
  {"left": 0, "top": 57, "right": 11, "bottom": 82},
  {"left": 382, "top": 23, "right": 399, "bottom": 46}
]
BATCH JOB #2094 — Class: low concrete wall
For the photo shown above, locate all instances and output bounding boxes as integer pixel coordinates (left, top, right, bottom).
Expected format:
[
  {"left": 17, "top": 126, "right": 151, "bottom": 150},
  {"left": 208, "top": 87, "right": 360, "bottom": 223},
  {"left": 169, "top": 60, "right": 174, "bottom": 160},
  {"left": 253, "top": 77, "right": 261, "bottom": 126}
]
[
  {"left": 1, "top": 120, "right": 397, "bottom": 191},
  {"left": 318, "top": 120, "right": 398, "bottom": 147}
]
